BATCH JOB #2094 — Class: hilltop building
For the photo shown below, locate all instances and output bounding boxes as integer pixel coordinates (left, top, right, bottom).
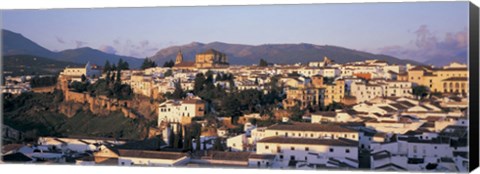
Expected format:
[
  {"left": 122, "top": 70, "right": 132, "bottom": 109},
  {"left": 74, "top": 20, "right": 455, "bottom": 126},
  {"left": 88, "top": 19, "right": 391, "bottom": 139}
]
[{"left": 173, "top": 49, "right": 229, "bottom": 70}]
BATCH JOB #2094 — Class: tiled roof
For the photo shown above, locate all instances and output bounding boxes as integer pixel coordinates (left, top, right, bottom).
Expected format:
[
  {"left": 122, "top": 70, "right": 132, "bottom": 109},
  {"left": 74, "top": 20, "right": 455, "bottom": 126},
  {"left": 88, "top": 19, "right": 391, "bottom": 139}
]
[
  {"left": 257, "top": 137, "right": 358, "bottom": 147},
  {"left": 267, "top": 122, "right": 357, "bottom": 133},
  {"left": 175, "top": 61, "right": 196, "bottom": 67},
  {"left": 312, "top": 111, "right": 337, "bottom": 117},
  {"left": 249, "top": 154, "right": 276, "bottom": 160},
  {"left": 442, "top": 77, "right": 468, "bottom": 81},
  {"left": 118, "top": 149, "right": 186, "bottom": 160}
]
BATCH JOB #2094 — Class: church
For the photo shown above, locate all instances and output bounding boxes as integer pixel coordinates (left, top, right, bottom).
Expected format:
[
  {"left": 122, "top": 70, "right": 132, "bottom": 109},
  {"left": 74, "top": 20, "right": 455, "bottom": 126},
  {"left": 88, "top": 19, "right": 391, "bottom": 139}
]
[{"left": 173, "top": 49, "right": 229, "bottom": 70}]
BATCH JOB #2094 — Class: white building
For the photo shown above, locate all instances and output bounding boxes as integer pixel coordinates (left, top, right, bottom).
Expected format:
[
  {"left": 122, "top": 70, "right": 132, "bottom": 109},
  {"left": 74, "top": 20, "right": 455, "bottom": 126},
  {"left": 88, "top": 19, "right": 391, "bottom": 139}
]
[
  {"left": 158, "top": 97, "right": 206, "bottom": 125},
  {"left": 117, "top": 149, "right": 189, "bottom": 167},
  {"left": 256, "top": 137, "right": 359, "bottom": 168}
]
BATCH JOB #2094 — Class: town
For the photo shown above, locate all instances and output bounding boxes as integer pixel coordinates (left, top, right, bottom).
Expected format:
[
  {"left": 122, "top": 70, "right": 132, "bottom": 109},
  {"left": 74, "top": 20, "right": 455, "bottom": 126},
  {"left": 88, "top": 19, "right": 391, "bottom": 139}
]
[{"left": 2, "top": 49, "right": 469, "bottom": 172}]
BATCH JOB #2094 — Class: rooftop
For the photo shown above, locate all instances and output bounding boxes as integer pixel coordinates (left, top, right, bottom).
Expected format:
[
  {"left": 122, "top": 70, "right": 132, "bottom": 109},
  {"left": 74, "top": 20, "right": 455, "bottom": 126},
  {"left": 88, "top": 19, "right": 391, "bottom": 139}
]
[
  {"left": 267, "top": 122, "right": 357, "bottom": 133},
  {"left": 257, "top": 136, "right": 358, "bottom": 147},
  {"left": 118, "top": 149, "right": 186, "bottom": 160}
]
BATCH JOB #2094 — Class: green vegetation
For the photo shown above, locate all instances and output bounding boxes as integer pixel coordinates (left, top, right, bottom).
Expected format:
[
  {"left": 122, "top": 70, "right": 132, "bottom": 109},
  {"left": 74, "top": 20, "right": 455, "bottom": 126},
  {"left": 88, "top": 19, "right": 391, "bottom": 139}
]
[
  {"left": 85, "top": 79, "right": 133, "bottom": 100},
  {"left": 3, "top": 55, "right": 81, "bottom": 76},
  {"left": 167, "top": 71, "right": 285, "bottom": 125},
  {"left": 141, "top": 58, "right": 158, "bottom": 70},
  {"left": 163, "top": 60, "right": 175, "bottom": 68},
  {"left": 30, "top": 75, "right": 58, "bottom": 88},
  {"left": 259, "top": 59, "right": 269, "bottom": 67},
  {"left": 102, "top": 59, "right": 130, "bottom": 72},
  {"left": 412, "top": 85, "right": 429, "bottom": 99},
  {"left": 3, "top": 91, "right": 143, "bottom": 142}
]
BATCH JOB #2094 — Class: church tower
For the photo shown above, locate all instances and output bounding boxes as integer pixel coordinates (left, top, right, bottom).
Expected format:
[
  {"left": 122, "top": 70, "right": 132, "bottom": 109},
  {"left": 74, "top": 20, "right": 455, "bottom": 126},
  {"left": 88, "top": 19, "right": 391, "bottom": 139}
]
[{"left": 175, "top": 50, "right": 184, "bottom": 65}]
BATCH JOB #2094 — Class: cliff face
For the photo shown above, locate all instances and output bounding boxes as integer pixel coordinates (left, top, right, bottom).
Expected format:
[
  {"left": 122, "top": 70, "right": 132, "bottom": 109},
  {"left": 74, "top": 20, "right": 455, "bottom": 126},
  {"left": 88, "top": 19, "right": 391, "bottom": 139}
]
[{"left": 58, "top": 101, "right": 85, "bottom": 118}]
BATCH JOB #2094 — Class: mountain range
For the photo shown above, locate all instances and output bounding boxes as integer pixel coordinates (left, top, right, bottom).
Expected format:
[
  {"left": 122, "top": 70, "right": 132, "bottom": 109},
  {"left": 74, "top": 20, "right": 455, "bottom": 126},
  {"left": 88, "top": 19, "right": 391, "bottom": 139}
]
[
  {"left": 149, "top": 42, "right": 421, "bottom": 66},
  {"left": 2, "top": 29, "right": 143, "bottom": 68},
  {"left": 3, "top": 29, "right": 426, "bottom": 69}
]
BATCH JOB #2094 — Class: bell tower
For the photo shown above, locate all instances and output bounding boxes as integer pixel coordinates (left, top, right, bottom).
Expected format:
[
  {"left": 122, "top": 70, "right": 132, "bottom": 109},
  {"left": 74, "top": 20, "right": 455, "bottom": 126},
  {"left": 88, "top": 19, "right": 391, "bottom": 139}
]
[{"left": 175, "top": 50, "right": 183, "bottom": 65}]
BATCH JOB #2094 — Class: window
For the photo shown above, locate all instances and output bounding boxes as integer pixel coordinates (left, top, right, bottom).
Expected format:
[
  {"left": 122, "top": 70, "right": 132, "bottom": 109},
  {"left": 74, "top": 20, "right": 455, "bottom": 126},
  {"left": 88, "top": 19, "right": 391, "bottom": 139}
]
[
  {"left": 346, "top": 149, "right": 350, "bottom": 153},
  {"left": 279, "top": 155, "right": 284, "bottom": 159},
  {"left": 305, "top": 147, "right": 309, "bottom": 151},
  {"left": 291, "top": 147, "right": 295, "bottom": 150},
  {"left": 329, "top": 148, "right": 334, "bottom": 152},
  {"left": 265, "top": 145, "right": 269, "bottom": 150}
]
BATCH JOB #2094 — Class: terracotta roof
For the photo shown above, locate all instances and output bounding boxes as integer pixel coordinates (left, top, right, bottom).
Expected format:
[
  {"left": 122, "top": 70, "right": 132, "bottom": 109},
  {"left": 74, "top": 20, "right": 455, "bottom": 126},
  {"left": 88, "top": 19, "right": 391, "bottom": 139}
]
[
  {"left": 2, "top": 144, "right": 24, "bottom": 154},
  {"left": 118, "top": 149, "right": 186, "bottom": 160},
  {"left": 175, "top": 61, "right": 196, "bottom": 67},
  {"left": 389, "top": 103, "right": 409, "bottom": 110},
  {"left": 442, "top": 77, "right": 468, "bottom": 81},
  {"left": 439, "top": 67, "right": 467, "bottom": 71},
  {"left": 267, "top": 122, "right": 357, "bottom": 133},
  {"left": 379, "top": 106, "right": 397, "bottom": 112},
  {"left": 257, "top": 137, "right": 358, "bottom": 147},
  {"left": 183, "top": 99, "right": 205, "bottom": 104},
  {"left": 249, "top": 154, "right": 276, "bottom": 160},
  {"left": 398, "top": 101, "right": 416, "bottom": 107},
  {"left": 312, "top": 111, "right": 337, "bottom": 117},
  {"left": 203, "top": 151, "right": 251, "bottom": 161}
]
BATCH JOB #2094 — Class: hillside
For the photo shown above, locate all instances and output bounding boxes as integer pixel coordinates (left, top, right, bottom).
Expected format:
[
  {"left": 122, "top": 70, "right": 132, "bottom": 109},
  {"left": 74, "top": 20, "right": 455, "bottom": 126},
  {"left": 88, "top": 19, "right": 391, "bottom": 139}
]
[
  {"left": 3, "top": 55, "right": 82, "bottom": 76},
  {"left": 2, "top": 29, "right": 143, "bottom": 68},
  {"left": 3, "top": 92, "right": 145, "bottom": 141},
  {"left": 150, "top": 42, "right": 422, "bottom": 65}
]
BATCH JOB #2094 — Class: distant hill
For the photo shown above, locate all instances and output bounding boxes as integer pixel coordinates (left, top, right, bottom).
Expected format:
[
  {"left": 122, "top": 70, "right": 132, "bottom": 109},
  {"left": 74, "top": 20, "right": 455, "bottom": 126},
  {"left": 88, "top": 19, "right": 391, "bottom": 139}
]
[
  {"left": 2, "top": 29, "right": 143, "bottom": 68},
  {"left": 3, "top": 55, "right": 82, "bottom": 76},
  {"left": 424, "top": 50, "right": 468, "bottom": 67},
  {"left": 150, "top": 42, "right": 422, "bottom": 66}
]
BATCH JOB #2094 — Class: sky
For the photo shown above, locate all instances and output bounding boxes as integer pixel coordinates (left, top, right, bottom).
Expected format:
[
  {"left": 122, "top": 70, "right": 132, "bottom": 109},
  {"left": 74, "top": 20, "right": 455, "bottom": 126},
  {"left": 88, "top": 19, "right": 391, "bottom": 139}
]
[{"left": 1, "top": 2, "right": 469, "bottom": 62}]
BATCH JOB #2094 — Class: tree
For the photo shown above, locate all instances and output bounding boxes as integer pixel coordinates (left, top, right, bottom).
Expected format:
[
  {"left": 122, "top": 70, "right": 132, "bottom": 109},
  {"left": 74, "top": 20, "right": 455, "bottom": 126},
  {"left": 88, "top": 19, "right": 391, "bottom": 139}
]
[
  {"left": 103, "top": 60, "right": 111, "bottom": 73},
  {"left": 164, "top": 69, "right": 173, "bottom": 77},
  {"left": 412, "top": 85, "right": 429, "bottom": 99},
  {"left": 194, "top": 73, "right": 206, "bottom": 94},
  {"left": 116, "top": 69, "right": 121, "bottom": 83},
  {"left": 213, "top": 138, "right": 223, "bottom": 151},
  {"left": 81, "top": 74, "right": 87, "bottom": 82},
  {"left": 106, "top": 71, "right": 111, "bottom": 84},
  {"left": 196, "top": 134, "right": 201, "bottom": 151},
  {"left": 141, "top": 58, "right": 157, "bottom": 70},
  {"left": 259, "top": 59, "right": 268, "bottom": 67},
  {"left": 110, "top": 72, "right": 116, "bottom": 82},
  {"left": 171, "top": 81, "right": 185, "bottom": 99},
  {"left": 163, "top": 60, "right": 175, "bottom": 68},
  {"left": 290, "top": 104, "right": 305, "bottom": 121}
]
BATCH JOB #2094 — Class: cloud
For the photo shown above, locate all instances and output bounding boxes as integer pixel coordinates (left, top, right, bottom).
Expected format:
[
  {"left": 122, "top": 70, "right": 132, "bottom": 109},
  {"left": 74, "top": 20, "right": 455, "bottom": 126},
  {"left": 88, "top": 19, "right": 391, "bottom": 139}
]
[
  {"left": 75, "top": 40, "right": 88, "bottom": 48},
  {"left": 56, "top": 36, "right": 66, "bottom": 44},
  {"left": 373, "top": 25, "right": 468, "bottom": 65},
  {"left": 99, "top": 45, "right": 117, "bottom": 54},
  {"left": 111, "top": 39, "right": 162, "bottom": 58}
]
